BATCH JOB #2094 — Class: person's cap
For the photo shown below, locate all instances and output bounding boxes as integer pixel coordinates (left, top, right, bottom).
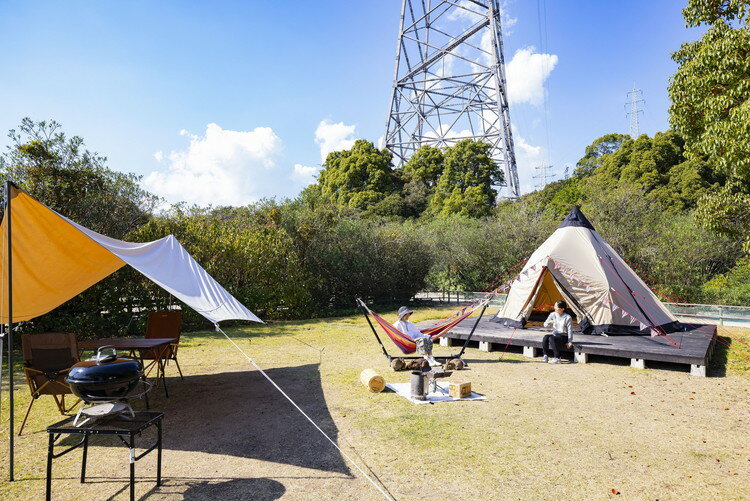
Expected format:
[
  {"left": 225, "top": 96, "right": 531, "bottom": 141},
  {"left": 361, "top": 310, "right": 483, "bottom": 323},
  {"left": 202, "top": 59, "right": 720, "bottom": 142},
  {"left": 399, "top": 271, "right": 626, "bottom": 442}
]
[{"left": 397, "top": 306, "right": 414, "bottom": 319}]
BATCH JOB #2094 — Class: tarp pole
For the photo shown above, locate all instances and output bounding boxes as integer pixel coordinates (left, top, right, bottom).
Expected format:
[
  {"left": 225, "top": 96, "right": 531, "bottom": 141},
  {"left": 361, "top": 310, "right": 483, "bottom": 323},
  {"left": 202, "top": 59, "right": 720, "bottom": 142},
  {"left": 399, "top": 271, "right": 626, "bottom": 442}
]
[
  {"left": 6, "top": 180, "right": 14, "bottom": 481},
  {"left": 455, "top": 302, "right": 489, "bottom": 361}
]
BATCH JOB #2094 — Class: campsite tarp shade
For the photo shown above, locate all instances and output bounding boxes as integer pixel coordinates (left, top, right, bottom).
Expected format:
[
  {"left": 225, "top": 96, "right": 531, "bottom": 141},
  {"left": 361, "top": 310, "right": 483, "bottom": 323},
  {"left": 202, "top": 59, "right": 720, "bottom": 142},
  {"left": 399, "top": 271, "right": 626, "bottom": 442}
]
[{"left": 0, "top": 185, "right": 262, "bottom": 324}]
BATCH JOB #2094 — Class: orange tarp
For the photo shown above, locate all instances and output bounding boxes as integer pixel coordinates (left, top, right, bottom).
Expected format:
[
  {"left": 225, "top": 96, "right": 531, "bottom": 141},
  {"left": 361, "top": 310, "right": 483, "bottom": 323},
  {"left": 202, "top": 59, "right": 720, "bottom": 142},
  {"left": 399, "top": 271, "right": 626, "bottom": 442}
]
[{"left": 0, "top": 186, "right": 125, "bottom": 322}]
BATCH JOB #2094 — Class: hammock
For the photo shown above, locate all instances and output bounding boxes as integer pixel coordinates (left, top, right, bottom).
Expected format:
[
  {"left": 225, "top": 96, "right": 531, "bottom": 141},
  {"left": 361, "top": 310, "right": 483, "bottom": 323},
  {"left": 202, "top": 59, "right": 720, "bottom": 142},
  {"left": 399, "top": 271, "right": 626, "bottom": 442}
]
[{"left": 356, "top": 294, "right": 494, "bottom": 355}]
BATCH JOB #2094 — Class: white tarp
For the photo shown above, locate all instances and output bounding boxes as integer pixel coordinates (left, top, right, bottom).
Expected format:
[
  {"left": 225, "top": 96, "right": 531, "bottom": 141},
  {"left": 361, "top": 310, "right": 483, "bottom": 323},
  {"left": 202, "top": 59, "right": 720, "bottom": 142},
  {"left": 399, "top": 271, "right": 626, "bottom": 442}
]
[{"left": 66, "top": 217, "right": 263, "bottom": 325}]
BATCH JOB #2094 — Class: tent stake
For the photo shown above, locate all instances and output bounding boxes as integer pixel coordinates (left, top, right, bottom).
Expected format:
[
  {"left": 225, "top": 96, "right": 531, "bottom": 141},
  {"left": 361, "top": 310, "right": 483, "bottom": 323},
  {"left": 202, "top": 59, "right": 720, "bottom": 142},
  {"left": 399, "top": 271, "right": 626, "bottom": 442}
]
[{"left": 6, "top": 180, "right": 14, "bottom": 481}]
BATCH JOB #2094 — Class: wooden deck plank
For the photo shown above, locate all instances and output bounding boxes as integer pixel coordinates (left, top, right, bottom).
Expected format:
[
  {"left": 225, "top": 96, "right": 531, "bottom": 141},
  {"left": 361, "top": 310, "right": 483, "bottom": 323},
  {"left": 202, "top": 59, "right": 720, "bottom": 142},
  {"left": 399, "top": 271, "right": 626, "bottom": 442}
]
[{"left": 432, "top": 318, "right": 716, "bottom": 366}]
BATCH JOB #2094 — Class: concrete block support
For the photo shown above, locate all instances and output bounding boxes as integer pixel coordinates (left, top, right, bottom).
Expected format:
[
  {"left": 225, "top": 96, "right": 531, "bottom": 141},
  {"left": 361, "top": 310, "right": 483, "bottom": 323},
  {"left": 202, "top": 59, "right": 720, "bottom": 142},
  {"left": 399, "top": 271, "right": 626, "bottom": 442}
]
[
  {"left": 439, "top": 337, "right": 450, "bottom": 347},
  {"left": 630, "top": 358, "right": 646, "bottom": 370},
  {"left": 479, "top": 341, "right": 494, "bottom": 352},
  {"left": 574, "top": 352, "right": 588, "bottom": 364},
  {"left": 523, "top": 346, "right": 538, "bottom": 358},
  {"left": 690, "top": 364, "right": 707, "bottom": 377}
]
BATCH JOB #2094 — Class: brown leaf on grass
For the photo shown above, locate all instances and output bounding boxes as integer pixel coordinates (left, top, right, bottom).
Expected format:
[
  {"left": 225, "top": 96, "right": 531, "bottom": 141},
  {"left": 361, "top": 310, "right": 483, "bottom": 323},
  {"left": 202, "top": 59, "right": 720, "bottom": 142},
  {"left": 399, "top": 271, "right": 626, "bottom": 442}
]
[
  {"left": 630, "top": 391, "right": 636, "bottom": 395},
  {"left": 611, "top": 488, "right": 620, "bottom": 495}
]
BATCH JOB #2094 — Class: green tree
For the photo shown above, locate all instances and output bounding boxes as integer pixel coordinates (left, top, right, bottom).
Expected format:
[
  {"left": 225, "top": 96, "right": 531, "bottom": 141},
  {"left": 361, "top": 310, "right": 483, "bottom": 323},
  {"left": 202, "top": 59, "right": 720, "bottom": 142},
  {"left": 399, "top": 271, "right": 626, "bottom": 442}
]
[
  {"left": 399, "top": 145, "right": 444, "bottom": 216},
  {"left": 316, "top": 140, "right": 398, "bottom": 213},
  {"left": 669, "top": 1, "right": 750, "bottom": 247},
  {"left": 703, "top": 257, "right": 750, "bottom": 305},
  {"left": 574, "top": 133, "right": 630, "bottom": 177},
  {"left": 428, "top": 139, "right": 503, "bottom": 217},
  {"left": 0, "top": 118, "right": 158, "bottom": 238}
]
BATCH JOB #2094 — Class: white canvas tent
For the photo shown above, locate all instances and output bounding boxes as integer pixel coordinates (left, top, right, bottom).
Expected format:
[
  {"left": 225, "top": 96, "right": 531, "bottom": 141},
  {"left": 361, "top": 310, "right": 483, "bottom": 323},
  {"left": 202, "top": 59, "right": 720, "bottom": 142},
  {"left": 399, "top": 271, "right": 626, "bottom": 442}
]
[{"left": 493, "top": 206, "right": 682, "bottom": 336}]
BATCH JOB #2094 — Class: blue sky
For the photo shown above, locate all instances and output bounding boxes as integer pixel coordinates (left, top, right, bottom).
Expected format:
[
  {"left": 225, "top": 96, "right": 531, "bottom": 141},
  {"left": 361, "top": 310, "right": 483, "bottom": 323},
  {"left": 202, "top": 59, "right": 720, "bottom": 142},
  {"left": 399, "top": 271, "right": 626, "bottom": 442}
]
[{"left": 0, "top": 1, "right": 704, "bottom": 205}]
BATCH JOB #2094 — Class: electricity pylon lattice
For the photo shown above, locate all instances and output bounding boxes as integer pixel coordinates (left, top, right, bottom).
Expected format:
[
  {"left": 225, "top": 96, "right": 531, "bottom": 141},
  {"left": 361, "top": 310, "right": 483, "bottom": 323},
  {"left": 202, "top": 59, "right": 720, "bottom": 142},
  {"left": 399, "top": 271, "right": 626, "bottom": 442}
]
[
  {"left": 626, "top": 87, "right": 644, "bottom": 137},
  {"left": 384, "top": 0, "right": 519, "bottom": 197},
  {"left": 532, "top": 164, "right": 554, "bottom": 190}
]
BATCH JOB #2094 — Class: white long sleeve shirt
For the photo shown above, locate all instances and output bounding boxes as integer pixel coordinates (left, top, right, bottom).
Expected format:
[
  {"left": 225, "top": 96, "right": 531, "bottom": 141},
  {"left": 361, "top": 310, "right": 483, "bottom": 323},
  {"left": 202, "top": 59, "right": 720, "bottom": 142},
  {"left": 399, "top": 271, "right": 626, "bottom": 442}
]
[
  {"left": 544, "top": 311, "right": 574, "bottom": 342},
  {"left": 393, "top": 319, "right": 426, "bottom": 341}
]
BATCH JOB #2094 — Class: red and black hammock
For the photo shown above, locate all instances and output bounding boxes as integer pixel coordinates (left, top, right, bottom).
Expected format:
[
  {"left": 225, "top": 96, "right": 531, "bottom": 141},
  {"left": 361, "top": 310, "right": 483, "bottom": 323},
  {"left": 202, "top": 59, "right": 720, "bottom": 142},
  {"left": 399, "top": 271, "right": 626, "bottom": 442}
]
[{"left": 356, "top": 294, "right": 493, "bottom": 362}]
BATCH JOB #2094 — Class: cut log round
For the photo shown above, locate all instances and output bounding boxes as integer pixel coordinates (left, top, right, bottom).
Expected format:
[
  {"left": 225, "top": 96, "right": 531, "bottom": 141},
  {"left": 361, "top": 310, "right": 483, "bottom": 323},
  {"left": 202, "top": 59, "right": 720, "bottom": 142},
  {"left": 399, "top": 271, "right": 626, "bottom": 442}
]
[
  {"left": 391, "top": 358, "right": 406, "bottom": 371},
  {"left": 360, "top": 369, "right": 385, "bottom": 393}
]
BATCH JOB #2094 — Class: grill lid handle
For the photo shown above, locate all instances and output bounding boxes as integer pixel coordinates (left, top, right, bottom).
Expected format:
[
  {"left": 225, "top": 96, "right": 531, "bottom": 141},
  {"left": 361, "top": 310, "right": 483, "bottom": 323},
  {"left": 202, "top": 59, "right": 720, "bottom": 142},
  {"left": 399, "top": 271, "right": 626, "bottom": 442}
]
[{"left": 95, "top": 346, "right": 118, "bottom": 365}]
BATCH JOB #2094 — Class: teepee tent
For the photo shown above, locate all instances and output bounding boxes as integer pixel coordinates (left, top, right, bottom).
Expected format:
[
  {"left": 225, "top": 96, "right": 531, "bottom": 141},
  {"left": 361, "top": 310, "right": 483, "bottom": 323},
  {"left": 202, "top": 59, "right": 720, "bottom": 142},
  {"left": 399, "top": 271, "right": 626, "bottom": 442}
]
[
  {"left": 1, "top": 182, "right": 262, "bottom": 480},
  {"left": 493, "top": 206, "right": 681, "bottom": 336}
]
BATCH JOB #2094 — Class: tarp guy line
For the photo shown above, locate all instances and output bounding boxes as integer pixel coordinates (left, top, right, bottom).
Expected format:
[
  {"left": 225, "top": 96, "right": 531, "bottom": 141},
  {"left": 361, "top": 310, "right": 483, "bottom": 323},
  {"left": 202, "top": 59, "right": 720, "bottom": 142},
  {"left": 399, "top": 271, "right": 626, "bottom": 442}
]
[{"left": 214, "top": 324, "right": 395, "bottom": 501}]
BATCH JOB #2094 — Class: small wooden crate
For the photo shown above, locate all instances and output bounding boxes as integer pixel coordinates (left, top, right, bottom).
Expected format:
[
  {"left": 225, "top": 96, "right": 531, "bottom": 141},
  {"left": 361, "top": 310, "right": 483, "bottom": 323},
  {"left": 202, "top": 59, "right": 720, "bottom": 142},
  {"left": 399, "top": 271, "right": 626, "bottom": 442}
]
[{"left": 449, "top": 382, "right": 471, "bottom": 399}]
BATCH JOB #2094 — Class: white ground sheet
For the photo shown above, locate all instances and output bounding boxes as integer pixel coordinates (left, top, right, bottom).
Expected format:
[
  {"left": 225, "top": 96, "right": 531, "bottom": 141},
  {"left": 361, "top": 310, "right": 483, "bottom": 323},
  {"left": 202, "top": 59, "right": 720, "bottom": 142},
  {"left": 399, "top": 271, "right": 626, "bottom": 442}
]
[{"left": 386, "top": 382, "right": 487, "bottom": 405}]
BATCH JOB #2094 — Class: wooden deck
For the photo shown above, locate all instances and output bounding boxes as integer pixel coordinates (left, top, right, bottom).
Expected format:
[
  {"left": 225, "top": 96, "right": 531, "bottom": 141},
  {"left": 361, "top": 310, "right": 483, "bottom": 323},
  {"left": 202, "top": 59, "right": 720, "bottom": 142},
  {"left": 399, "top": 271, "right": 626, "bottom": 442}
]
[{"left": 432, "top": 317, "right": 717, "bottom": 377}]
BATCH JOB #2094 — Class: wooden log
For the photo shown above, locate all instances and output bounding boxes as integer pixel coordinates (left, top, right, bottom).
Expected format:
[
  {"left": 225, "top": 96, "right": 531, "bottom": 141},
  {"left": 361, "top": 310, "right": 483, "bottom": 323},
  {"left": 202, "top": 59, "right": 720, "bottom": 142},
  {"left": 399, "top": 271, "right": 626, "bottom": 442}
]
[{"left": 360, "top": 369, "right": 386, "bottom": 393}]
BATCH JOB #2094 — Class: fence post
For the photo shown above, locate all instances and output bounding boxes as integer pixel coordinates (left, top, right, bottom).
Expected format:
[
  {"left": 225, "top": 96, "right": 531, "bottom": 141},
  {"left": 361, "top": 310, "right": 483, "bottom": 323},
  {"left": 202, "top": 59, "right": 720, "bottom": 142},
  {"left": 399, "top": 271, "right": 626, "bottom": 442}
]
[{"left": 719, "top": 306, "right": 724, "bottom": 326}]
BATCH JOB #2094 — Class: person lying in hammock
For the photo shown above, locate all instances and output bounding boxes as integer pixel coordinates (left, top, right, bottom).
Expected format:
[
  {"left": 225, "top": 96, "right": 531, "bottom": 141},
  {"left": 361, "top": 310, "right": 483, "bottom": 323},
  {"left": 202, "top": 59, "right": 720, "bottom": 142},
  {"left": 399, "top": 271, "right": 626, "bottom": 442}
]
[{"left": 394, "top": 306, "right": 441, "bottom": 367}]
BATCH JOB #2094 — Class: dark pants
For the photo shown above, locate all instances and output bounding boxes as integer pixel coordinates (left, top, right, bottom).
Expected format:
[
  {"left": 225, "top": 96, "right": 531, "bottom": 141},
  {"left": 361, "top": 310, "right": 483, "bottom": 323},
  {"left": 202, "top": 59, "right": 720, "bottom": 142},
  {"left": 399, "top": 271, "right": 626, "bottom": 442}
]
[{"left": 542, "top": 331, "right": 565, "bottom": 358}]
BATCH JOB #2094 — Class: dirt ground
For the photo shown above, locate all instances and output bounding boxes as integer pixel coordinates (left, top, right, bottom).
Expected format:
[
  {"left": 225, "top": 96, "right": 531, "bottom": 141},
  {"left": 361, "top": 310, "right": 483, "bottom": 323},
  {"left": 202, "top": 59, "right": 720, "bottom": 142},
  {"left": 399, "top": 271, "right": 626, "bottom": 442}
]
[{"left": 1, "top": 308, "right": 749, "bottom": 500}]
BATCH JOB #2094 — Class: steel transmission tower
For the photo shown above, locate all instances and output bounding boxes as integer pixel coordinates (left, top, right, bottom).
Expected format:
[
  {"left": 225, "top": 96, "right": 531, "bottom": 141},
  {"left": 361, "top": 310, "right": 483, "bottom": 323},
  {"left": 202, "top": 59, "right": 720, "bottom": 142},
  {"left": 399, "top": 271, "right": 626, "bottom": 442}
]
[
  {"left": 625, "top": 87, "right": 644, "bottom": 137},
  {"left": 532, "top": 164, "right": 554, "bottom": 190},
  {"left": 384, "top": 0, "right": 520, "bottom": 197}
]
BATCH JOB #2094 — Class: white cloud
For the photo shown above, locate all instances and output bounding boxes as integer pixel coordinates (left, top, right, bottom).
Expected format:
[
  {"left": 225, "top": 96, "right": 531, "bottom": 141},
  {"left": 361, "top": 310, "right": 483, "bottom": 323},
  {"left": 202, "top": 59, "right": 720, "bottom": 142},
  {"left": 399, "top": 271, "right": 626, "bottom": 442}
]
[
  {"left": 506, "top": 47, "right": 558, "bottom": 106},
  {"left": 145, "top": 123, "right": 287, "bottom": 207},
  {"left": 511, "top": 127, "right": 545, "bottom": 194},
  {"left": 315, "top": 120, "right": 356, "bottom": 163},
  {"left": 447, "top": 0, "right": 517, "bottom": 34},
  {"left": 292, "top": 163, "right": 318, "bottom": 185}
]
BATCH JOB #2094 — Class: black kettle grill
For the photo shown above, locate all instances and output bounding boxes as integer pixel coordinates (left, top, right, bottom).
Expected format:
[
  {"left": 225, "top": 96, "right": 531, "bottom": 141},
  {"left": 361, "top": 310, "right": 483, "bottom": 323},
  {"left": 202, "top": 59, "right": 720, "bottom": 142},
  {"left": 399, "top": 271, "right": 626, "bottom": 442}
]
[
  {"left": 66, "top": 346, "right": 146, "bottom": 426},
  {"left": 67, "top": 346, "right": 143, "bottom": 402}
]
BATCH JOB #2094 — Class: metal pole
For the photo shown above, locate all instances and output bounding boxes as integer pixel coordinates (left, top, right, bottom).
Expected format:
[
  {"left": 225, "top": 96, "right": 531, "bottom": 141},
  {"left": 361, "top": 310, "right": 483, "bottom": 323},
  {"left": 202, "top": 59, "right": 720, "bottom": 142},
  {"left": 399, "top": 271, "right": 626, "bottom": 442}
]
[
  {"left": 6, "top": 180, "right": 14, "bottom": 481},
  {"left": 356, "top": 299, "right": 392, "bottom": 361},
  {"left": 456, "top": 302, "right": 489, "bottom": 360}
]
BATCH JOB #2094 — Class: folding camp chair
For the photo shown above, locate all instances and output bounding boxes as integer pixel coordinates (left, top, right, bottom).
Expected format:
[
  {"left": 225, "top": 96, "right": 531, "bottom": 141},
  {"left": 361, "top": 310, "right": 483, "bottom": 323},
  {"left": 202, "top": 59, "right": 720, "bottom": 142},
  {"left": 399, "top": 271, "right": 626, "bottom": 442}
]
[
  {"left": 144, "top": 311, "right": 184, "bottom": 380},
  {"left": 20, "top": 333, "right": 81, "bottom": 435}
]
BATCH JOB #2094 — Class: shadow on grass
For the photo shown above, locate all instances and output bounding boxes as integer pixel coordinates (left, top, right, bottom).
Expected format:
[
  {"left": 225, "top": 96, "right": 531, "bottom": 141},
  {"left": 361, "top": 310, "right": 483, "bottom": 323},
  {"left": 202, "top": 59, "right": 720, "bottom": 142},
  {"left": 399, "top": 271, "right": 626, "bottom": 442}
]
[
  {"left": 182, "top": 477, "right": 285, "bottom": 500},
  {"left": 61, "top": 364, "right": 351, "bottom": 476},
  {"left": 708, "top": 336, "right": 731, "bottom": 377}
]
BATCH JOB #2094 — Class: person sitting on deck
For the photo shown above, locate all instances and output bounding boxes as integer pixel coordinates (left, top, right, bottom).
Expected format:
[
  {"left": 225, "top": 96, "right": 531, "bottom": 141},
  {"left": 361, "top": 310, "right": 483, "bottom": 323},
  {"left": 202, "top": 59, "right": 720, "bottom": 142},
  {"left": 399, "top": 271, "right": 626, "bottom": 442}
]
[
  {"left": 394, "top": 306, "right": 441, "bottom": 367},
  {"left": 541, "top": 300, "right": 574, "bottom": 364}
]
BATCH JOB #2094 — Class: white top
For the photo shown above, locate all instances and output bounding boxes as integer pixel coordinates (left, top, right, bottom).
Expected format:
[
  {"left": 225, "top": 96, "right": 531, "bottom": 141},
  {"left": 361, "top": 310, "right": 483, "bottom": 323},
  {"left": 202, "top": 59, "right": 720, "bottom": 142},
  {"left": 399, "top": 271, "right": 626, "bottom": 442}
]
[
  {"left": 394, "top": 319, "right": 426, "bottom": 340},
  {"left": 544, "top": 311, "right": 574, "bottom": 342}
]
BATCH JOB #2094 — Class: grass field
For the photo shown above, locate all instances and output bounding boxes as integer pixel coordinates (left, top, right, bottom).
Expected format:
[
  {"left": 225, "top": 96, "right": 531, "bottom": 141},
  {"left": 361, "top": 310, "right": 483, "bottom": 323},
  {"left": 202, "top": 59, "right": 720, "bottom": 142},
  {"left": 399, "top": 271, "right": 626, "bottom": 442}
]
[{"left": 1, "top": 306, "right": 749, "bottom": 500}]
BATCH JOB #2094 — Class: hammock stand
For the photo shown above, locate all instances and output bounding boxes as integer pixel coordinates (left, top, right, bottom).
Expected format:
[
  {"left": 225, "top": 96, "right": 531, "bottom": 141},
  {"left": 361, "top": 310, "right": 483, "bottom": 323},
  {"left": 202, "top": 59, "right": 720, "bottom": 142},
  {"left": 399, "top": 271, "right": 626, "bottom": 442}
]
[{"left": 355, "top": 297, "right": 491, "bottom": 367}]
